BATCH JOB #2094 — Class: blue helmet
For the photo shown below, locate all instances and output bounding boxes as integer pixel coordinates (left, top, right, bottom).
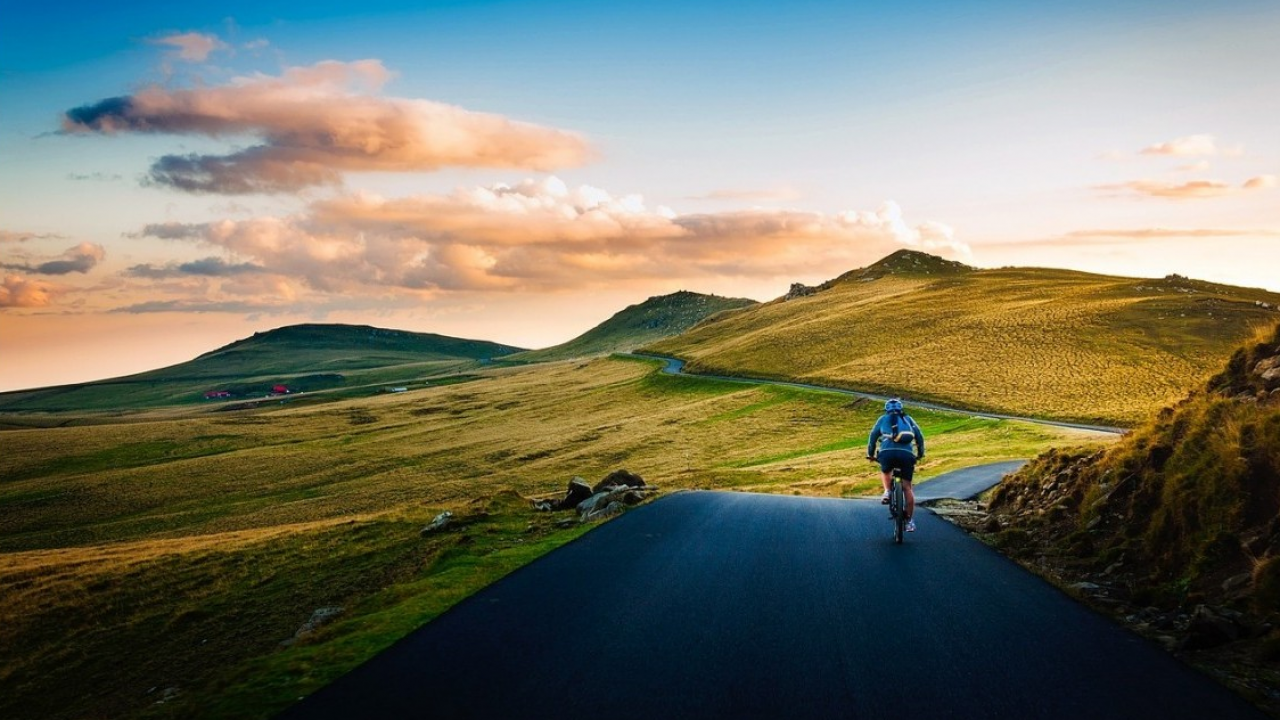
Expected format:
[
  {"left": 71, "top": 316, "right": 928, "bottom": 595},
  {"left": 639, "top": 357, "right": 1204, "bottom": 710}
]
[{"left": 884, "top": 398, "right": 904, "bottom": 413}]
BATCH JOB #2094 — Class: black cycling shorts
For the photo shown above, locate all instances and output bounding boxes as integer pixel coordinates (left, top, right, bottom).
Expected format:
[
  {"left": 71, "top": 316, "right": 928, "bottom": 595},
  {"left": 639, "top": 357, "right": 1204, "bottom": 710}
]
[{"left": 878, "top": 450, "right": 916, "bottom": 482}]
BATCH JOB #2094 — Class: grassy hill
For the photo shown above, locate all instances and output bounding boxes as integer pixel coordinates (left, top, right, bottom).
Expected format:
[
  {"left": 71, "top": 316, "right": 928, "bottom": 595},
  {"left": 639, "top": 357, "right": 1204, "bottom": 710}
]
[
  {"left": 0, "top": 324, "right": 525, "bottom": 414},
  {"left": 976, "top": 322, "right": 1280, "bottom": 712},
  {"left": 646, "top": 249, "right": 1280, "bottom": 426},
  {"left": 0, "top": 356, "right": 1099, "bottom": 720},
  {"left": 506, "top": 290, "right": 757, "bottom": 363}
]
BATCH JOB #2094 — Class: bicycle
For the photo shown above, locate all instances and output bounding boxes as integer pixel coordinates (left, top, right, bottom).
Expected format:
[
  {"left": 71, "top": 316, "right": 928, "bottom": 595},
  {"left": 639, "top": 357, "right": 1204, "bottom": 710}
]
[{"left": 869, "top": 456, "right": 910, "bottom": 543}]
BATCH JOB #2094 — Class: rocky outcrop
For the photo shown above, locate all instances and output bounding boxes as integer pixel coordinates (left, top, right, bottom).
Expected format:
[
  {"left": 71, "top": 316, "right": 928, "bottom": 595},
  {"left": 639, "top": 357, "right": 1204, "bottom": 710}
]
[
  {"left": 785, "top": 283, "right": 818, "bottom": 300},
  {"left": 534, "top": 470, "right": 653, "bottom": 521}
]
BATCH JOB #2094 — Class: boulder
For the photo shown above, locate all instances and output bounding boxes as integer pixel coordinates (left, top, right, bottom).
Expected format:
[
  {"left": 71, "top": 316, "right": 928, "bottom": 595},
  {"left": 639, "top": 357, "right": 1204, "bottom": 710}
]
[
  {"left": 558, "top": 477, "right": 595, "bottom": 510},
  {"left": 593, "top": 469, "right": 646, "bottom": 493},
  {"left": 420, "top": 511, "right": 454, "bottom": 536},
  {"left": 577, "top": 484, "right": 650, "bottom": 521},
  {"left": 287, "top": 605, "right": 345, "bottom": 644},
  {"left": 1181, "top": 605, "right": 1244, "bottom": 650}
]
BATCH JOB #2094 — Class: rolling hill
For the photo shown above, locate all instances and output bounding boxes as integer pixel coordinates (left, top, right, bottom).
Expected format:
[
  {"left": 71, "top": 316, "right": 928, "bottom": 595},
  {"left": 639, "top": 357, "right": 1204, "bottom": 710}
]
[
  {"left": 0, "top": 324, "right": 526, "bottom": 413},
  {"left": 645, "top": 249, "right": 1280, "bottom": 426},
  {"left": 506, "top": 290, "right": 757, "bottom": 363}
]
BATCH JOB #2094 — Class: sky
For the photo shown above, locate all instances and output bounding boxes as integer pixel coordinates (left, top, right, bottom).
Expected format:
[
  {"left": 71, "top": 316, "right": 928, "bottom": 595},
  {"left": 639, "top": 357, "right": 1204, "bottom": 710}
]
[{"left": 2, "top": 0, "right": 1278, "bottom": 392}]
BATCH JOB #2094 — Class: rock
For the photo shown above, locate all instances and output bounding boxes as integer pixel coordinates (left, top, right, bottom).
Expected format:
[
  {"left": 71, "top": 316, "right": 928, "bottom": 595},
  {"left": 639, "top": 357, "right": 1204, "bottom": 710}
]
[
  {"left": 420, "top": 511, "right": 454, "bottom": 535},
  {"left": 585, "top": 501, "right": 627, "bottom": 522},
  {"left": 592, "top": 469, "right": 646, "bottom": 493},
  {"left": 1223, "top": 572, "right": 1253, "bottom": 594},
  {"left": 153, "top": 687, "right": 181, "bottom": 705},
  {"left": 577, "top": 484, "right": 649, "bottom": 521},
  {"left": 1070, "top": 581, "right": 1102, "bottom": 592},
  {"left": 558, "top": 477, "right": 594, "bottom": 510},
  {"left": 785, "top": 283, "right": 818, "bottom": 299},
  {"left": 980, "top": 516, "right": 1001, "bottom": 533},
  {"left": 1181, "top": 605, "right": 1243, "bottom": 650},
  {"left": 291, "top": 606, "right": 345, "bottom": 642}
]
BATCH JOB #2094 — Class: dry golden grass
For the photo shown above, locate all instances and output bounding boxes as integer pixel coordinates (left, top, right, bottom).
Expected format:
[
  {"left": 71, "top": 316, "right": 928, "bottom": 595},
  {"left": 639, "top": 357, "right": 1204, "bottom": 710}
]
[{"left": 648, "top": 268, "right": 1280, "bottom": 425}]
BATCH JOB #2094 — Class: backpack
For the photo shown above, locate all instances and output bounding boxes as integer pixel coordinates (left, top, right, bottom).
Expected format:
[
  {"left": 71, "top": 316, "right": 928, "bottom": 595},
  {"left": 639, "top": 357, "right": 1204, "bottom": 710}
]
[{"left": 889, "top": 412, "right": 915, "bottom": 444}]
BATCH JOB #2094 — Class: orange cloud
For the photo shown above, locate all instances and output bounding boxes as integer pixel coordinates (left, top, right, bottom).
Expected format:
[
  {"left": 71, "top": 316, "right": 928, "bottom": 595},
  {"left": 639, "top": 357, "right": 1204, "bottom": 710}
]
[
  {"left": 62, "top": 60, "right": 593, "bottom": 194},
  {"left": 1139, "top": 134, "right": 1233, "bottom": 157},
  {"left": 0, "top": 274, "right": 58, "bottom": 308},
  {"left": 151, "top": 32, "right": 227, "bottom": 62},
  {"left": 1095, "top": 176, "right": 1275, "bottom": 200},
  {"left": 1, "top": 242, "right": 106, "bottom": 275},
  {"left": 131, "top": 178, "right": 968, "bottom": 297}
]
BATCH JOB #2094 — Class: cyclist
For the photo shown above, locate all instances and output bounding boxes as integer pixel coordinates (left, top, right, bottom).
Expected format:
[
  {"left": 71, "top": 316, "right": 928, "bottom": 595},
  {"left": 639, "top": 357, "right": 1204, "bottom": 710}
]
[{"left": 866, "top": 398, "right": 925, "bottom": 532}]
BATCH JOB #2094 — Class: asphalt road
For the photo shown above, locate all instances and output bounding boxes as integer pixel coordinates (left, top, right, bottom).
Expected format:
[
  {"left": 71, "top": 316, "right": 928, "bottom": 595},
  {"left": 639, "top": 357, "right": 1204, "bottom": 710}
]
[{"left": 278, "top": 464, "right": 1264, "bottom": 719}]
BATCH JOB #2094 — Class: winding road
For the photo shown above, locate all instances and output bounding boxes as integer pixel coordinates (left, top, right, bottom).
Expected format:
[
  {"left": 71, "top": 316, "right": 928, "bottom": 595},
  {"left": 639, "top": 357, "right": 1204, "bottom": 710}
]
[
  {"left": 629, "top": 353, "right": 1128, "bottom": 435},
  {"left": 278, "top": 463, "right": 1264, "bottom": 719}
]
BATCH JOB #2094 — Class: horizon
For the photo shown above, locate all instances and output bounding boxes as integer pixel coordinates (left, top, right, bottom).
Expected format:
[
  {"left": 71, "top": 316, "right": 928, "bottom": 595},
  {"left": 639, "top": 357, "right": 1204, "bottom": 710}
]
[
  {"left": 4, "top": 248, "right": 1275, "bottom": 394},
  {"left": 3, "top": 0, "right": 1278, "bottom": 392}
]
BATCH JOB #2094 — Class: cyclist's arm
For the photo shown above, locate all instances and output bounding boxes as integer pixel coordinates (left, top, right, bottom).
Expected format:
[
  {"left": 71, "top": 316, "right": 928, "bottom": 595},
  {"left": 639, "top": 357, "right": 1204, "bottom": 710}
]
[
  {"left": 866, "top": 423, "right": 881, "bottom": 459},
  {"left": 910, "top": 416, "right": 925, "bottom": 458}
]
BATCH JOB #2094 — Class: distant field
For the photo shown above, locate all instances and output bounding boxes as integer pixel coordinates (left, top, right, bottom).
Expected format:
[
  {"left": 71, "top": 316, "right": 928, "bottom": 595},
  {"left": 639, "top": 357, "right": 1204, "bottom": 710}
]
[
  {"left": 647, "top": 265, "right": 1280, "bottom": 425},
  {"left": 0, "top": 356, "right": 1104, "bottom": 720}
]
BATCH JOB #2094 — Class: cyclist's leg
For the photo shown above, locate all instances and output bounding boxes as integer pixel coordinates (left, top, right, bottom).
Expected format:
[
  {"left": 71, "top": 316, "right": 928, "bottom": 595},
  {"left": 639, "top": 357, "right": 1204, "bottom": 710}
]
[
  {"left": 877, "top": 455, "right": 894, "bottom": 497},
  {"left": 899, "top": 456, "right": 918, "bottom": 519}
]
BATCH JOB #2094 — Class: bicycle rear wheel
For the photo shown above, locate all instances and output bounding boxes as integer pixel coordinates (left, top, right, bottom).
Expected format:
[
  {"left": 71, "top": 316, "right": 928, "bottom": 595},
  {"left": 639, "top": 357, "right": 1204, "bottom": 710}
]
[{"left": 892, "top": 481, "right": 906, "bottom": 544}]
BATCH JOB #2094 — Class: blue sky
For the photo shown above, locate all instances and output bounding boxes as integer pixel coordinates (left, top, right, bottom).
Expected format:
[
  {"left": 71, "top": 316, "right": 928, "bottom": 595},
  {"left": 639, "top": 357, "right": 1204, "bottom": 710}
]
[{"left": 2, "top": 0, "right": 1278, "bottom": 390}]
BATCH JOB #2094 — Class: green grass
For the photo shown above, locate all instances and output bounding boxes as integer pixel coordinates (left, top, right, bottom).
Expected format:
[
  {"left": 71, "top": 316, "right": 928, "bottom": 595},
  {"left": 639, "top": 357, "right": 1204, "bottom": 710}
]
[
  {"left": 0, "top": 356, "right": 1109, "bottom": 719},
  {"left": 506, "top": 291, "right": 756, "bottom": 363},
  {"left": 646, "top": 253, "right": 1280, "bottom": 426},
  {"left": 0, "top": 323, "right": 523, "bottom": 413}
]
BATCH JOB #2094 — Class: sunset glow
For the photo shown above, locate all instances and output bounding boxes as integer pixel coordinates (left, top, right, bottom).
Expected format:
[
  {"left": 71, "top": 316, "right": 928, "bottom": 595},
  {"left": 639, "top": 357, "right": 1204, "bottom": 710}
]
[{"left": 3, "top": 0, "right": 1278, "bottom": 391}]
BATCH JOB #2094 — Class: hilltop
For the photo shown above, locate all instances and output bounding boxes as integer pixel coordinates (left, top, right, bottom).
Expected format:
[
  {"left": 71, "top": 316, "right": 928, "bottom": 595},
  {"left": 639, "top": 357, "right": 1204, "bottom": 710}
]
[
  {"left": 507, "top": 290, "right": 756, "bottom": 363},
  {"left": 0, "top": 324, "right": 525, "bottom": 413},
  {"left": 646, "top": 250, "right": 1280, "bottom": 425}
]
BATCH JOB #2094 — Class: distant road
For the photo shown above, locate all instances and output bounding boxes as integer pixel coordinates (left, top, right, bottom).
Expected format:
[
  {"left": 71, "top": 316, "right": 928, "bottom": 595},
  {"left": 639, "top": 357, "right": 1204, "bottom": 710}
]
[
  {"left": 628, "top": 353, "right": 1127, "bottom": 435},
  {"left": 279, "top": 464, "right": 1262, "bottom": 720}
]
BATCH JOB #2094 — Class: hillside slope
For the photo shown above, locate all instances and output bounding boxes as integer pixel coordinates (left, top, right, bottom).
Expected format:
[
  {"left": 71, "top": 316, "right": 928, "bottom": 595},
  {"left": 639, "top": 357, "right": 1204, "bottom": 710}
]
[
  {"left": 978, "top": 323, "right": 1280, "bottom": 712},
  {"left": 0, "top": 324, "right": 525, "bottom": 412},
  {"left": 508, "top": 290, "right": 756, "bottom": 363},
  {"left": 646, "top": 249, "right": 1280, "bottom": 425}
]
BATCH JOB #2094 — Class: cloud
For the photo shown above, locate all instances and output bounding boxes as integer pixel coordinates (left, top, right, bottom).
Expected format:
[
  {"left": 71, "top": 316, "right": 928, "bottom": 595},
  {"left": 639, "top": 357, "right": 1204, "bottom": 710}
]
[
  {"left": 35, "top": 243, "right": 107, "bottom": 275},
  {"left": 67, "top": 172, "right": 124, "bottom": 182},
  {"left": 1140, "top": 134, "right": 1224, "bottom": 157},
  {"left": 689, "top": 187, "right": 802, "bottom": 203},
  {"left": 111, "top": 300, "right": 279, "bottom": 314},
  {"left": 0, "top": 230, "right": 64, "bottom": 243},
  {"left": 126, "top": 257, "right": 266, "bottom": 279},
  {"left": 132, "top": 177, "right": 968, "bottom": 296},
  {"left": 0, "top": 274, "right": 57, "bottom": 307},
  {"left": 151, "top": 32, "right": 227, "bottom": 62},
  {"left": 62, "top": 60, "right": 593, "bottom": 194},
  {"left": 1, "top": 242, "right": 106, "bottom": 275},
  {"left": 981, "top": 227, "right": 1280, "bottom": 250},
  {"left": 1094, "top": 176, "right": 1276, "bottom": 200},
  {"left": 1243, "top": 175, "right": 1278, "bottom": 190}
]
